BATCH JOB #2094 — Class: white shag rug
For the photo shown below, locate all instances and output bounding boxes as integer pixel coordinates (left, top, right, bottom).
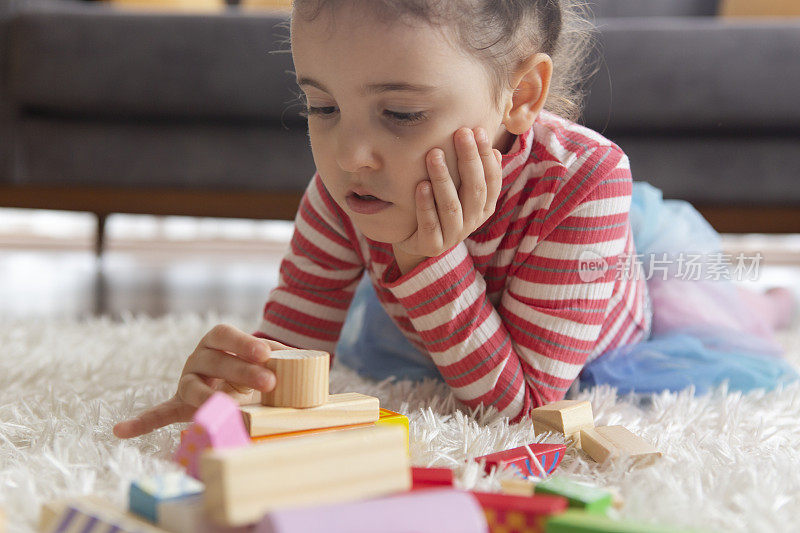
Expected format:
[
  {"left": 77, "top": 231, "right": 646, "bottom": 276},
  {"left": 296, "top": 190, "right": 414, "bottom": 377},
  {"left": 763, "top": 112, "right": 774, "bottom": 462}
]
[{"left": 1, "top": 312, "right": 799, "bottom": 533}]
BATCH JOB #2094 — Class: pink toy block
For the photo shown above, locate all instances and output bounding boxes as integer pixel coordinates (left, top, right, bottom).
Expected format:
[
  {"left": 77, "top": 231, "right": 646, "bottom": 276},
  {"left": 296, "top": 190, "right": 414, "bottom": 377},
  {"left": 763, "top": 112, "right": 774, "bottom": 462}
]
[
  {"left": 174, "top": 392, "right": 251, "bottom": 479},
  {"left": 255, "top": 489, "right": 488, "bottom": 533}
]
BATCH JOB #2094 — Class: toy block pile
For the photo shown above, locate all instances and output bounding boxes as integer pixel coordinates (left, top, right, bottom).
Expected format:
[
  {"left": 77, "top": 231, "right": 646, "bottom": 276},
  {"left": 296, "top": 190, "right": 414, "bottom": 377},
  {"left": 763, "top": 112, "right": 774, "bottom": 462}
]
[{"left": 38, "top": 352, "right": 685, "bottom": 533}]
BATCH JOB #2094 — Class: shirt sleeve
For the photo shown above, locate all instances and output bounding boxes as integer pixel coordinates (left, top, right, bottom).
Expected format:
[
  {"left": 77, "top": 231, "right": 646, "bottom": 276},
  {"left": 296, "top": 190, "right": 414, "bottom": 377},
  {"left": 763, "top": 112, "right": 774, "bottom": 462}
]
[
  {"left": 377, "top": 144, "right": 632, "bottom": 422},
  {"left": 254, "top": 173, "right": 365, "bottom": 358}
]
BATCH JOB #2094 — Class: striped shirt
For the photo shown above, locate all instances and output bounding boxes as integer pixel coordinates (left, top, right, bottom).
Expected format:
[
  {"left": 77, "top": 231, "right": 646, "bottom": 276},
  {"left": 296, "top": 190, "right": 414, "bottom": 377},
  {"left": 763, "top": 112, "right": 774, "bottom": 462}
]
[{"left": 256, "top": 111, "right": 651, "bottom": 422}]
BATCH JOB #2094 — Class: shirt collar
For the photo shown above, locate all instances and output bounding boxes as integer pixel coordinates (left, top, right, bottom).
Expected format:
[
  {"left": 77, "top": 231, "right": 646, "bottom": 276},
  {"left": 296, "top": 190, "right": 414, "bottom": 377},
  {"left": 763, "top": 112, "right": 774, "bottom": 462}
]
[{"left": 499, "top": 124, "right": 534, "bottom": 189}]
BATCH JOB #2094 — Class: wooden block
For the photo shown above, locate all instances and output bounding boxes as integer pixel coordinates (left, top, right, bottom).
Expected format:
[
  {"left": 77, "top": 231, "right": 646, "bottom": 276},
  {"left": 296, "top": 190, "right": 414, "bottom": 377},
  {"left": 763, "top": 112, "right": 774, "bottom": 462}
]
[
  {"left": 534, "top": 476, "right": 613, "bottom": 514},
  {"left": 411, "top": 467, "right": 454, "bottom": 490},
  {"left": 532, "top": 400, "right": 594, "bottom": 447},
  {"left": 472, "top": 492, "right": 568, "bottom": 533},
  {"left": 500, "top": 478, "right": 536, "bottom": 497},
  {"left": 174, "top": 392, "right": 251, "bottom": 478},
  {"left": 476, "top": 442, "right": 566, "bottom": 478},
  {"left": 375, "top": 408, "right": 410, "bottom": 454},
  {"left": 200, "top": 424, "right": 411, "bottom": 526},
  {"left": 719, "top": 0, "right": 800, "bottom": 17},
  {"left": 250, "top": 407, "right": 408, "bottom": 454},
  {"left": 128, "top": 471, "right": 204, "bottom": 523},
  {"left": 580, "top": 426, "right": 662, "bottom": 465},
  {"left": 241, "top": 392, "right": 379, "bottom": 437},
  {"left": 250, "top": 420, "right": 374, "bottom": 443},
  {"left": 545, "top": 509, "right": 690, "bottom": 532},
  {"left": 255, "top": 489, "right": 488, "bottom": 533},
  {"left": 159, "top": 495, "right": 252, "bottom": 533},
  {"left": 41, "top": 496, "right": 169, "bottom": 533},
  {"left": 261, "top": 349, "right": 329, "bottom": 408}
]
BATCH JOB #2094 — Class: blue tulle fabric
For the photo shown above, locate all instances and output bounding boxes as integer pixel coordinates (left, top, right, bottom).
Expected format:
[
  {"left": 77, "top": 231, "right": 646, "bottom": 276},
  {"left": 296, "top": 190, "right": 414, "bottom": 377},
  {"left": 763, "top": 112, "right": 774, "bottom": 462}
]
[
  {"left": 335, "top": 181, "right": 798, "bottom": 394},
  {"left": 579, "top": 181, "right": 798, "bottom": 394}
]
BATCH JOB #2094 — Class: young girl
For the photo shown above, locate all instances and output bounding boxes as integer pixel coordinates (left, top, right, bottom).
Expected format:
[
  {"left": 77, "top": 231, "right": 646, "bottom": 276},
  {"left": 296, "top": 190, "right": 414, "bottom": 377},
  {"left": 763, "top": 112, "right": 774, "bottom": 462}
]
[{"left": 114, "top": 0, "right": 795, "bottom": 439}]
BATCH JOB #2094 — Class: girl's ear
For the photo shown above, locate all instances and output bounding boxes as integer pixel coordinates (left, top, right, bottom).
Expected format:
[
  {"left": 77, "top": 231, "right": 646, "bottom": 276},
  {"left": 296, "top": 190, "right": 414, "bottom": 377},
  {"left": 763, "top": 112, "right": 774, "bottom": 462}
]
[{"left": 502, "top": 53, "right": 553, "bottom": 135}]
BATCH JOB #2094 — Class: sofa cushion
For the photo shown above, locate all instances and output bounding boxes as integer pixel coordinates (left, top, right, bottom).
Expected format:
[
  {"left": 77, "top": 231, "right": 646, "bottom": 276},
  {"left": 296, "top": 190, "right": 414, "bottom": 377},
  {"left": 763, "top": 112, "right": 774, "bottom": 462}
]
[
  {"left": 612, "top": 134, "right": 800, "bottom": 204},
  {"left": 14, "top": 117, "right": 316, "bottom": 191},
  {"left": 582, "top": 17, "right": 800, "bottom": 133},
  {"left": 8, "top": 2, "right": 303, "bottom": 121}
]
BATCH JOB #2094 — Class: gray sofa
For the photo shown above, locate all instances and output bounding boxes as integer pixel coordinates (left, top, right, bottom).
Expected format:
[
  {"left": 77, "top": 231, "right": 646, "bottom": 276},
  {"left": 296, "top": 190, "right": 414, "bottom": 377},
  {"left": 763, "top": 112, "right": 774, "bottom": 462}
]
[{"left": 2, "top": 0, "right": 799, "bottom": 252}]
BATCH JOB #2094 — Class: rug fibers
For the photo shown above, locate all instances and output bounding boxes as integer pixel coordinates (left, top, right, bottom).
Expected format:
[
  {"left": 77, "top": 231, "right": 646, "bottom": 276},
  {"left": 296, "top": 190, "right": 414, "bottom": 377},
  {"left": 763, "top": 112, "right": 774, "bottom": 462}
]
[{"left": 0, "top": 312, "right": 799, "bottom": 532}]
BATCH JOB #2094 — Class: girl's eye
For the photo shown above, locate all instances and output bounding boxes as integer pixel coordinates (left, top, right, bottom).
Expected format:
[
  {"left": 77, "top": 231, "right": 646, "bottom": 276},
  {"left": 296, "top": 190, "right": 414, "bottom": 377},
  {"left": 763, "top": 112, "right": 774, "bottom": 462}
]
[
  {"left": 384, "top": 110, "right": 427, "bottom": 126},
  {"left": 299, "top": 106, "right": 427, "bottom": 126},
  {"left": 301, "top": 105, "right": 337, "bottom": 118}
]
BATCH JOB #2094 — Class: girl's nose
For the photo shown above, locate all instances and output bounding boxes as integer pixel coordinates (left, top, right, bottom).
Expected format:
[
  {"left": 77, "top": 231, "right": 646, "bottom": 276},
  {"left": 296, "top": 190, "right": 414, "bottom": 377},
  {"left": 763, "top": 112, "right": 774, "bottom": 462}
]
[{"left": 335, "top": 132, "right": 379, "bottom": 173}]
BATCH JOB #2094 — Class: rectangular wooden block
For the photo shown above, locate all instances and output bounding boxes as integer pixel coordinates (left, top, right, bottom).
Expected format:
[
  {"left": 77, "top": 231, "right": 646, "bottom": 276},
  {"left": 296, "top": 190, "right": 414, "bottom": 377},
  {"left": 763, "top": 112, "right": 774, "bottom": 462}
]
[
  {"left": 500, "top": 478, "right": 536, "bottom": 497},
  {"left": 580, "top": 426, "right": 662, "bottom": 465},
  {"left": 200, "top": 424, "right": 411, "bottom": 526},
  {"left": 532, "top": 400, "right": 594, "bottom": 447},
  {"left": 249, "top": 407, "right": 410, "bottom": 453},
  {"left": 241, "top": 392, "right": 380, "bottom": 437},
  {"left": 375, "top": 408, "right": 410, "bottom": 454}
]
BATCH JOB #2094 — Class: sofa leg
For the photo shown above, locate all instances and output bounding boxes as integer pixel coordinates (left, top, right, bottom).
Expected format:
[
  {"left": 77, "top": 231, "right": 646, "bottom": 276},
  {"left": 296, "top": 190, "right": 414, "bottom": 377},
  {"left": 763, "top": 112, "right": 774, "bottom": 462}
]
[{"left": 95, "top": 213, "right": 107, "bottom": 258}]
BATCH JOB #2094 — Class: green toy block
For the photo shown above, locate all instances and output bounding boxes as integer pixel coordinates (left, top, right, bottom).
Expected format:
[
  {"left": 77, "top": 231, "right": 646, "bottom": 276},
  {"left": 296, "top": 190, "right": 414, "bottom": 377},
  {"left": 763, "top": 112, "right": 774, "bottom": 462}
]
[
  {"left": 535, "top": 476, "right": 613, "bottom": 514},
  {"left": 545, "top": 510, "right": 699, "bottom": 533}
]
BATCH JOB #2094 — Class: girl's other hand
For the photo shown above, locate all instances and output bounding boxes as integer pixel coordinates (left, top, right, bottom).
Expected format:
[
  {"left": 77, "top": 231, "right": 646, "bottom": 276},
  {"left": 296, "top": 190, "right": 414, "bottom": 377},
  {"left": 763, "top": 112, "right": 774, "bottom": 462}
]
[
  {"left": 393, "top": 126, "right": 503, "bottom": 274},
  {"left": 112, "top": 324, "right": 292, "bottom": 439}
]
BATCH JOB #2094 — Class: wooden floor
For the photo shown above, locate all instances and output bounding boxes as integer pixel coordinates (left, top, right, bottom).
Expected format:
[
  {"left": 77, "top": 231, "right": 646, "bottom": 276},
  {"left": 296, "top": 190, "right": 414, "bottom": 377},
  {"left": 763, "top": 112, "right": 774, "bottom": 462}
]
[{"left": 1, "top": 212, "right": 800, "bottom": 321}]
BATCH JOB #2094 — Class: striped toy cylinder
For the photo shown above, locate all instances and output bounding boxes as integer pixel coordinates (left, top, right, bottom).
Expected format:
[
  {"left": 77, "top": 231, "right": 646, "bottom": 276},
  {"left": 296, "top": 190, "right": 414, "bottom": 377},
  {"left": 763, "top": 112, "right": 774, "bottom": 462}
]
[{"left": 255, "top": 489, "right": 488, "bottom": 533}]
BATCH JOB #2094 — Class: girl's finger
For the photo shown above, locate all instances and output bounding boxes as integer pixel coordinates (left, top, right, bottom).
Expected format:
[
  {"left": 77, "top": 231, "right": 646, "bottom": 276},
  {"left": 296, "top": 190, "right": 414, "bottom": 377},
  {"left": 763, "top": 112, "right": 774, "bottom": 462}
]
[
  {"left": 484, "top": 148, "right": 503, "bottom": 218},
  {"left": 427, "top": 147, "right": 461, "bottom": 246},
  {"left": 178, "top": 372, "right": 220, "bottom": 408},
  {"left": 189, "top": 348, "right": 275, "bottom": 393},
  {"left": 455, "top": 127, "right": 485, "bottom": 229},
  {"left": 201, "top": 324, "right": 270, "bottom": 364},
  {"left": 112, "top": 397, "right": 195, "bottom": 439},
  {"left": 415, "top": 180, "right": 443, "bottom": 254}
]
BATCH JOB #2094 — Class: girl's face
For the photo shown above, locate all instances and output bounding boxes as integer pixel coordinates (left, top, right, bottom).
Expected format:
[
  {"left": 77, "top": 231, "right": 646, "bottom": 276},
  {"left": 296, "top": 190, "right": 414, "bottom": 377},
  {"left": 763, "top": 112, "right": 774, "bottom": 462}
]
[{"left": 291, "top": 5, "right": 514, "bottom": 244}]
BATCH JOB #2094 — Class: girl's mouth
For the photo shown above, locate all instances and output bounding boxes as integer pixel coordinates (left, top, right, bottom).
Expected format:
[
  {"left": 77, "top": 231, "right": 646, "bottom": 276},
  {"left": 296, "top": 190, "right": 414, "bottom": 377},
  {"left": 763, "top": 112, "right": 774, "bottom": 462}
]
[{"left": 345, "top": 191, "right": 392, "bottom": 215}]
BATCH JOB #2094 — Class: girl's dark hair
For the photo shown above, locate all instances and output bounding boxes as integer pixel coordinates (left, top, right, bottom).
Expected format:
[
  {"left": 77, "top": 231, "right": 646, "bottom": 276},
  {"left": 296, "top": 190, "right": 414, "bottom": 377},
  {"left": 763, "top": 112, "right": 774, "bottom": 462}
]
[{"left": 290, "top": 0, "right": 597, "bottom": 122}]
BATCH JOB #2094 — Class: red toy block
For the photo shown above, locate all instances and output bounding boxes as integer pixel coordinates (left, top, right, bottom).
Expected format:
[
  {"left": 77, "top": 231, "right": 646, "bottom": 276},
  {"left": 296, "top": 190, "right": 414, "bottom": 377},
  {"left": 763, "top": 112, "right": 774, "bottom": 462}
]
[
  {"left": 471, "top": 491, "right": 568, "bottom": 533},
  {"left": 476, "top": 442, "right": 566, "bottom": 479},
  {"left": 174, "top": 392, "right": 251, "bottom": 479},
  {"left": 411, "top": 467, "right": 454, "bottom": 490}
]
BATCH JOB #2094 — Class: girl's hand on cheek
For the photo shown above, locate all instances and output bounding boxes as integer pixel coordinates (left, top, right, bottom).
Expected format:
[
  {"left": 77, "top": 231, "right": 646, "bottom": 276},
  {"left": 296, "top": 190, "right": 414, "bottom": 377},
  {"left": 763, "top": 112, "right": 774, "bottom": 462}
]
[{"left": 392, "top": 127, "right": 503, "bottom": 275}]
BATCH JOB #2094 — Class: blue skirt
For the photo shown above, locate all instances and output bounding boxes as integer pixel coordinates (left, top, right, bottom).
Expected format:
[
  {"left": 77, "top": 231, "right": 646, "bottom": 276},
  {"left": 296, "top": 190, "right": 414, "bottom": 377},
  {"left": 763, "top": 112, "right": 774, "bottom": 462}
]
[{"left": 335, "top": 182, "right": 798, "bottom": 394}]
